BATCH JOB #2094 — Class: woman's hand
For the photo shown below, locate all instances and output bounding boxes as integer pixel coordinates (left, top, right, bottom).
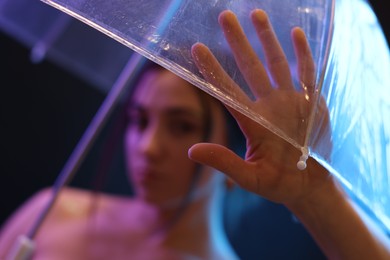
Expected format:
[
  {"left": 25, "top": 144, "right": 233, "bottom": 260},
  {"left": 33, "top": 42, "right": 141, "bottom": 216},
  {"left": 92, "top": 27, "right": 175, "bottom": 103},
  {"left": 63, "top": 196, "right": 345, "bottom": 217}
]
[
  {"left": 189, "top": 10, "right": 390, "bottom": 259},
  {"left": 189, "top": 9, "right": 331, "bottom": 206}
]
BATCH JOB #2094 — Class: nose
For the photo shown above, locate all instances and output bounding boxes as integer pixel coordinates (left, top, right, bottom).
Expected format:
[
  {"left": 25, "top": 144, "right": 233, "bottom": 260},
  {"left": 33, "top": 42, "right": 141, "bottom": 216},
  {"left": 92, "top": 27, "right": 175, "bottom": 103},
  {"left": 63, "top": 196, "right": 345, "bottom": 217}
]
[{"left": 138, "top": 122, "right": 164, "bottom": 159}]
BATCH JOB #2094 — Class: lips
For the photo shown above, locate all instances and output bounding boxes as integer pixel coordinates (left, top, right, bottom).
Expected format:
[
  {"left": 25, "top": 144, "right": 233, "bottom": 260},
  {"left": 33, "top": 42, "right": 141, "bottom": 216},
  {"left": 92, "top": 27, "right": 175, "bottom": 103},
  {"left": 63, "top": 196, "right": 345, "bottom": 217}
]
[{"left": 131, "top": 165, "right": 162, "bottom": 184}]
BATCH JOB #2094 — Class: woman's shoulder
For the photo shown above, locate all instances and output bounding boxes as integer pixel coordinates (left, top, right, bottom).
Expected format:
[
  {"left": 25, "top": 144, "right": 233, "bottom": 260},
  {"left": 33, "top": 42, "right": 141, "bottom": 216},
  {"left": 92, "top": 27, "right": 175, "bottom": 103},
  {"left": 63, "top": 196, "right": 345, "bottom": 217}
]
[
  {"left": 53, "top": 188, "right": 135, "bottom": 219},
  {"left": 0, "top": 187, "right": 133, "bottom": 258},
  {"left": 0, "top": 187, "right": 59, "bottom": 257},
  {"left": 0, "top": 187, "right": 90, "bottom": 235},
  {"left": 0, "top": 187, "right": 55, "bottom": 234}
]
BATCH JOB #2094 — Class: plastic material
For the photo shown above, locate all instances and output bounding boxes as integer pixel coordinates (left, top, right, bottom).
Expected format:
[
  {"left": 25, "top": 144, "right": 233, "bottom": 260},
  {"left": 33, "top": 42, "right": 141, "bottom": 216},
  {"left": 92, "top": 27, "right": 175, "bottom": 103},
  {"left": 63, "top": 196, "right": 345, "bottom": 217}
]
[
  {"left": 2, "top": 0, "right": 388, "bottom": 233},
  {"left": 0, "top": 0, "right": 132, "bottom": 93},
  {"left": 39, "top": 0, "right": 390, "bottom": 232}
]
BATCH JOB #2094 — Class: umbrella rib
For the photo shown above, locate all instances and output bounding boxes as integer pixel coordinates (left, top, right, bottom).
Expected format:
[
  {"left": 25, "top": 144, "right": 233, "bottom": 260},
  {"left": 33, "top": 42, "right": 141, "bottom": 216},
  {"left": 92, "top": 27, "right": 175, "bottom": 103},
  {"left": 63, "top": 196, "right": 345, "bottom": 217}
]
[{"left": 27, "top": 53, "right": 148, "bottom": 240}]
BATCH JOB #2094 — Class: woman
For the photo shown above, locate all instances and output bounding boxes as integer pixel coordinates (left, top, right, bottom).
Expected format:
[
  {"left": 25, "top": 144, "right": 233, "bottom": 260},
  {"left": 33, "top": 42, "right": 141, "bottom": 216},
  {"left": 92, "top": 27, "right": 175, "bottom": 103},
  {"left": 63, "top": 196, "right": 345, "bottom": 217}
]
[{"left": 0, "top": 58, "right": 242, "bottom": 259}]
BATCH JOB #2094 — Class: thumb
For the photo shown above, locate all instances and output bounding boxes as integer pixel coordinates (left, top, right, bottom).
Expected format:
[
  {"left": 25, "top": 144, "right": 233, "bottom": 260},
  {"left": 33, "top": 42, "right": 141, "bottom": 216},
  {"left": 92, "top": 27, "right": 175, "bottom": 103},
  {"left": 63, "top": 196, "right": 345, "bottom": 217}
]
[{"left": 188, "top": 143, "right": 255, "bottom": 188}]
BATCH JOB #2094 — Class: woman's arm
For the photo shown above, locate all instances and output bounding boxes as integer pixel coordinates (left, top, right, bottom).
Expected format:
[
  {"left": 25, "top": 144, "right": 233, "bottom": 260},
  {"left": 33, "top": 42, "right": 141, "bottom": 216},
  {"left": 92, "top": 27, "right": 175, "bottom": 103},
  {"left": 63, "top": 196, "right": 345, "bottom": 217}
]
[{"left": 189, "top": 9, "right": 390, "bottom": 259}]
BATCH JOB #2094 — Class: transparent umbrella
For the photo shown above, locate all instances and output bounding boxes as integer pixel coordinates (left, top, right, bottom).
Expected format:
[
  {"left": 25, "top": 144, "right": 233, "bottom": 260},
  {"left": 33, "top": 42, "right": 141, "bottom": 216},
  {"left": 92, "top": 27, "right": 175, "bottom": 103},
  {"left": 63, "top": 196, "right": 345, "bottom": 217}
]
[
  {"left": 0, "top": 0, "right": 134, "bottom": 93},
  {"left": 40, "top": 0, "right": 390, "bottom": 231}
]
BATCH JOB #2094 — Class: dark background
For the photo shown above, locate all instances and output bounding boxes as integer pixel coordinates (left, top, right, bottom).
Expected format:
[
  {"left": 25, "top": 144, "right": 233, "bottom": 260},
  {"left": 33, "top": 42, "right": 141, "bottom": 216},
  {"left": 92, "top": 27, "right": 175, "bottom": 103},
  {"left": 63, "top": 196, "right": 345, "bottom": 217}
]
[{"left": 0, "top": 1, "right": 389, "bottom": 258}]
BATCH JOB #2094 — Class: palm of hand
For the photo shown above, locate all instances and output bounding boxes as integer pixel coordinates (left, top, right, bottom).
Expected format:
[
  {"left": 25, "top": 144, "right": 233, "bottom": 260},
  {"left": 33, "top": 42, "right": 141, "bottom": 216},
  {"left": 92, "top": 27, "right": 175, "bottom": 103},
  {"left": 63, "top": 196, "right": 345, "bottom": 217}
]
[{"left": 190, "top": 9, "right": 331, "bottom": 205}]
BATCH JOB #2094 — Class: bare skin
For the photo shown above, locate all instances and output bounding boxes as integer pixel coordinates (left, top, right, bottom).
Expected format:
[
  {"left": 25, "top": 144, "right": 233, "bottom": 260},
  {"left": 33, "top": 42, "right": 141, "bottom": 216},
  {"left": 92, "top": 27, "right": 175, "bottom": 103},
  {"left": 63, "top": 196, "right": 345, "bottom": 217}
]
[
  {"left": 189, "top": 9, "right": 390, "bottom": 260},
  {"left": 0, "top": 69, "right": 237, "bottom": 260}
]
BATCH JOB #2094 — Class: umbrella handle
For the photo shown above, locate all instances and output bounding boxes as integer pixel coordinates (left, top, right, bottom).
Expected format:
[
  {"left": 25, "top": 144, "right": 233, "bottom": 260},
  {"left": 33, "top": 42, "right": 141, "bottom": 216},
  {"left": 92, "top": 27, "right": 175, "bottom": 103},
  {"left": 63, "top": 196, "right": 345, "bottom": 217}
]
[{"left": 6, "top": 235, "right": 35, "bottom": 260}]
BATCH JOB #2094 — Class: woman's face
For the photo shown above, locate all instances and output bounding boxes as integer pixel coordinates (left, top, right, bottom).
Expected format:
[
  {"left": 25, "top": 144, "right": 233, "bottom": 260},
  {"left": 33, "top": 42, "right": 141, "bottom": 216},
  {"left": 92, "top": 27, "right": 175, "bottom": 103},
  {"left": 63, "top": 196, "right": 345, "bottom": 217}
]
[{"left": 124, "top": 68, "right": 227, "bottom": 207}]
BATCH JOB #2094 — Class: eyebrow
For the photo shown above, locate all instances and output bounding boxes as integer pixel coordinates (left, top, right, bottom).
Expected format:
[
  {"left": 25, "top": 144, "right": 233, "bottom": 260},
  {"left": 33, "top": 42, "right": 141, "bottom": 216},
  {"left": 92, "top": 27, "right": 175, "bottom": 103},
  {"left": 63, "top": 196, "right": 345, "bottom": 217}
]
[
  {"left": 165, "top": 107, "right": 202, "bottom": 119},
  {"left": 128, "top": 104, "right": 202, "bottom": 119}
]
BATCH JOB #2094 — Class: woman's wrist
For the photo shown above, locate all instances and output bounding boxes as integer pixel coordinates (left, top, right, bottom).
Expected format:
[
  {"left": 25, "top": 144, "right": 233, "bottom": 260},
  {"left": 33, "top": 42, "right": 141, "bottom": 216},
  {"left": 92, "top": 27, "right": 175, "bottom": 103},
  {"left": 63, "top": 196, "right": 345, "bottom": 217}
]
[{"left": 284, "top": 158, "right": 345, "bottom": 222}]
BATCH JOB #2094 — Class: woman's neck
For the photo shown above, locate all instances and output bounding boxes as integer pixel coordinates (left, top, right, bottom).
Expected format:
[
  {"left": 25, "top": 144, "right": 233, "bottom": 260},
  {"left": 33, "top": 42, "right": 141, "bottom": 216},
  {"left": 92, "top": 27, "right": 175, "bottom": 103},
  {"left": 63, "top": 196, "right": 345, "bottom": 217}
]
[
  {"left": 138, "top": 183, "right": 236, "bottom": 259},
  {"left": 88, "top": 183, "right": 237, "bottom": 259}
]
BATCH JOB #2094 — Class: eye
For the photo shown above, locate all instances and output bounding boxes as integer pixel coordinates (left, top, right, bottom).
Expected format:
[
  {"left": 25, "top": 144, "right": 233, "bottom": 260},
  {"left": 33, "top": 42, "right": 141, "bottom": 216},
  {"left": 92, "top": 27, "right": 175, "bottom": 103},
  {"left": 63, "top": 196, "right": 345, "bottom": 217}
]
[
  {"left": 127, "top": 109, "right": 148, "bottom": 131},
  {"left": 168, "top": 119, "right": 200, "bottom": 137}
]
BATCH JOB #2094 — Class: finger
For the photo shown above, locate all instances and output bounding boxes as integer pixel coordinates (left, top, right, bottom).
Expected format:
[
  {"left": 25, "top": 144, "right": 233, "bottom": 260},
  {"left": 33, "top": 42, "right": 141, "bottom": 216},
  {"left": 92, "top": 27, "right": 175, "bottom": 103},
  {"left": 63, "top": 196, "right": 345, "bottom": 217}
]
[
  {"left": 291, "top": 27, "right": 316, "bottom": 94},
  {"left": 191, "top": 42, "right": 252, "bottom": 107},
  {"left": 188, "top": 143, "right": 259, "bottom": 192},
  {"left": 251, "top": 9, "right": 293, "bottom": 90},
  {"left": 218, "top": 10, "right": 273, "bottom": 97},
  {"left": 191, "top": 42, "right": 263, "bottom": 139}
]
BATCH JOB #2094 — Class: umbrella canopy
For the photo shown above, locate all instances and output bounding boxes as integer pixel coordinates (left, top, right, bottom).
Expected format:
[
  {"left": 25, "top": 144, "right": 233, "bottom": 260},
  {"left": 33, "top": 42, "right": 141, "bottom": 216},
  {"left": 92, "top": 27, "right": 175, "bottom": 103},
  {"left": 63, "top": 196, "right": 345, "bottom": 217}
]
[
  {"left": 39, "top": 0, "right": 390, "bottom": 233},
  {"left": 0, "top": 0, "right": 134, "bottom": 93}
]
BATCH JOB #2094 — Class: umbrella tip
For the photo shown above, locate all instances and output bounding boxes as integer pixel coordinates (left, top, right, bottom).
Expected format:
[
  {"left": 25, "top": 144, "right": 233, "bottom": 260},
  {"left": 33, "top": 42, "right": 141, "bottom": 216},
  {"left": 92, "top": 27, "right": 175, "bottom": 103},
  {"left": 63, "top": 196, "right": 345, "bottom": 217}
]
[
  {"left": 30, "top": 43, "right": 47, "bottom": 64},
  {"left": 297, "top": 147, "right": 309, "bottom": 170}
]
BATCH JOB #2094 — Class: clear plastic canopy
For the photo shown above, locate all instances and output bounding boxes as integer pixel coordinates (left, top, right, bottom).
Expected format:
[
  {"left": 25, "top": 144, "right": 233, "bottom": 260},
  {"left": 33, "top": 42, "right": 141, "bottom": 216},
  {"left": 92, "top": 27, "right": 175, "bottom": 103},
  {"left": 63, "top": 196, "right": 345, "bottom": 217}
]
[
  {"left": 39, "top": 0, "right": 390, "bottom": 232},
  {"left": 12, "top": 0, "right": 390, "bottom": 233},
  {"left": 0, "top": 0, "right": 133, "bottom": 92}
]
